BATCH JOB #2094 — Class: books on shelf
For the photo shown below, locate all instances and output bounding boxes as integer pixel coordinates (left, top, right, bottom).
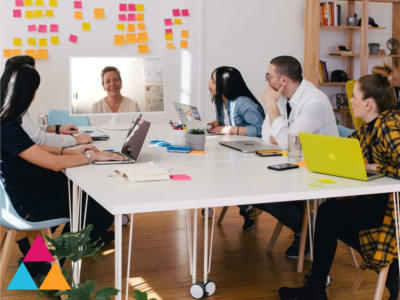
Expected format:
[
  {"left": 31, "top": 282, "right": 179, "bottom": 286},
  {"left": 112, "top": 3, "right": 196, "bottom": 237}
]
[
  {"left": 319, "top": 60, "right": 329, "bottom": 83},
  {"left": 320, "top": 2, "right": 341, "bottom": 26},
  {"left": 115, "top": 162, "right": 170, "bottom": 182}
]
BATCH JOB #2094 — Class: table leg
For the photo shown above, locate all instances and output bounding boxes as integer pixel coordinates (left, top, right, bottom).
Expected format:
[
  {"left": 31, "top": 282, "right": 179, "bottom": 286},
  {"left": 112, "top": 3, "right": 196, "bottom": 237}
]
[
  {"left": 72, "top": 183, "right": 80, "bottom": 287},
  {"left": 297, "top": 202, "right": 309, "bottom": 273},
  {"left": 125, "top": 213, "right": 134, "bottom": 300},
  {"left": 115, "top": 214, "right": 123, "bottom": 300}
]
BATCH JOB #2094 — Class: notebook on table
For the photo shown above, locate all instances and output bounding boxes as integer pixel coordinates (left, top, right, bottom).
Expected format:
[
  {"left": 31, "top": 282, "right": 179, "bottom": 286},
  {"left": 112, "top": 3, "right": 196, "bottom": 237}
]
[
  {"left": 219, "top": 141, "right": 280, "bottom": 153},
  {"left": 75, "top": 129, "right": 109, "bottom": 141},
  {"left": 115, "top": 162, "right": 169, "bottom": 182}
]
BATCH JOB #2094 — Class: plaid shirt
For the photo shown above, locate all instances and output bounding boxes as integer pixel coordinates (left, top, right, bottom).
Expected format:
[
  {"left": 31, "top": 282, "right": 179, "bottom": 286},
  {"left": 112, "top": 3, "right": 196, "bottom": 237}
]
[{"left": 349, "top": 109, "right": 400, "bottom": 271}]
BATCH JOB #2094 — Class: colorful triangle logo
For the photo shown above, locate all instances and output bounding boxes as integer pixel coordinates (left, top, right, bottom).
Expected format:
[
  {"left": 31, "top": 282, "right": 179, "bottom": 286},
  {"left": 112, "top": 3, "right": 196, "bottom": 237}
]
[
  {"left": 24, "top": 234, "right": 54, "bottom": 262},
  {"left": 7, "top": 263, "right": 38, "bottom": 290},
  {"left": 39, "top": 263, "right": 71, "bottom": 290}
]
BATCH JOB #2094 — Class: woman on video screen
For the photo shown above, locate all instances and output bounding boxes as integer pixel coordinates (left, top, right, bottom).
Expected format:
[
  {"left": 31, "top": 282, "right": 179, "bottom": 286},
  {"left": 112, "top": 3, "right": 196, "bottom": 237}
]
[{"left": 91, "top": 66, "right": 140, "bottom": 113}]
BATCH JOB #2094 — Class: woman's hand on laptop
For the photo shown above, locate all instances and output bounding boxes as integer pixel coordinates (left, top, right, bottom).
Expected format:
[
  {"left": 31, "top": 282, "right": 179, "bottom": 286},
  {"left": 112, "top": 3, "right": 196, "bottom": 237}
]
[
  {"left": 64, "top": 145, "right": 99, "bottom": 155},
  {"left": 210, "top": 126, "right": 233, "bottom": 135},
  {"left": 91, "top": 152, "right": 129, "bottom": 162},
  {"left": 365, "top": 163, "right": 379, "bottom": 171},
  {"left": 207, "top": 120, "right": 220, "bottom": 129}
]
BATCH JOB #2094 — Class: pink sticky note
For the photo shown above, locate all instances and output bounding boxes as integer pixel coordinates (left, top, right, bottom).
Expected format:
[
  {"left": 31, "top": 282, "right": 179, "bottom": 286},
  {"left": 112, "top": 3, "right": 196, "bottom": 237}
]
[
  {"left": 119, "top": 14, "right": 127, "bottom": 21},
  {"left": 16, "top": 0, "right": 24, "bottom": 6},
  {"left": 128, "top": 4, "right": 136, "bottom": 11},
  {"left": 38, "top": 25, "right": 47, "bottom": 33},
  {"left": 165, "top": 28, "right": 173, "bottom": 34},
  {"left": 69, "top": 34, "right": 78, "bottom": 43},
  {"left": 28, "top": 24, "right": 37, "bottom": 32},
  {"left": 50, "top": 24, "right": 58, "bottom": 32},
  {"left": 120, "top": 4, "right": 127, "bottom": 11},
  {"left": 172, "top": 9, "right": 180, "bottom": 17},
  {"left": 13, "top": 10, "right": 22, "bottom": 18},
  {"left": 170, "top": 174, "right": 191, "bottom": 181},
  {"left": 164, "top": 18, "right": 173, "bottom": 26},
  {"left": 181, "top": 9, "right": 190, "bottom": 17},
  {"left": 128, "top": 14, "right": 136, "bottom": 21},
  {"left": 74, "top": 1, "right": 82, "bottom": 9}
]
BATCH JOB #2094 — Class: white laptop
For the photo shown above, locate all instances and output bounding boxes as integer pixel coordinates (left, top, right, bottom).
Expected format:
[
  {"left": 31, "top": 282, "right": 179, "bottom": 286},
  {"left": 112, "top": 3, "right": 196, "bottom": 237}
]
[{"left": 219, "top": 141, "right": 280, "bottom": 153}]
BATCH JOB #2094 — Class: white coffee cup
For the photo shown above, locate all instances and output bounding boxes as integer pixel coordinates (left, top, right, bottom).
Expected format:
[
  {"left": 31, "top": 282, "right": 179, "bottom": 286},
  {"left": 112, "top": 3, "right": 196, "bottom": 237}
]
[{"left": 172, "top": 130, "right": 187, "bottom": 146}]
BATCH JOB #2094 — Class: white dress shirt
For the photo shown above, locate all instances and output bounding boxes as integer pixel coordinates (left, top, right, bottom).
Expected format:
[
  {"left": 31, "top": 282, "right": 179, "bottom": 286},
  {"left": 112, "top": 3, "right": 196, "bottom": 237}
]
[
  {"left": 261, "top": 79, "right": 339, "bottom": 149},
  {"left": 91, "top": 97, "right": 140, "bottom": 113}
]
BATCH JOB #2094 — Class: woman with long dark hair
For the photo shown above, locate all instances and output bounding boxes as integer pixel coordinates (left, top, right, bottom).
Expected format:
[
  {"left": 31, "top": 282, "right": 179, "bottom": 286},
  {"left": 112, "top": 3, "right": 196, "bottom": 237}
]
[{"left": 207, "top": 66, "right": 265, "bottom": 137}]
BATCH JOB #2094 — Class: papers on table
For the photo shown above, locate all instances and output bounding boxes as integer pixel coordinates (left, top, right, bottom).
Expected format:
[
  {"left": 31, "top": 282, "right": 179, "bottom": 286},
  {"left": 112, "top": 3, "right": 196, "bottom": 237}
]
[{"left": 115, "top": 162, "right": 169, "bottom": 182}]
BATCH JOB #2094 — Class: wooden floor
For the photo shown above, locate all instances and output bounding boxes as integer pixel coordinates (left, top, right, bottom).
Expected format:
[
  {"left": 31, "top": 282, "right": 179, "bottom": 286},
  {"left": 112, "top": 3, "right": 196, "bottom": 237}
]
[{"left": 1, "top": 207, "right": 389, "bottom": 300}]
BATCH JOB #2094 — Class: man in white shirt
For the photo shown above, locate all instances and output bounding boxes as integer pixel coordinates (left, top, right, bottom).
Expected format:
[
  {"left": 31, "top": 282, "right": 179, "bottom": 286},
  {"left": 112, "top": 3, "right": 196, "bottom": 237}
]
[{"left": 256, "top": 56, "right": 338, "bottom": 258}]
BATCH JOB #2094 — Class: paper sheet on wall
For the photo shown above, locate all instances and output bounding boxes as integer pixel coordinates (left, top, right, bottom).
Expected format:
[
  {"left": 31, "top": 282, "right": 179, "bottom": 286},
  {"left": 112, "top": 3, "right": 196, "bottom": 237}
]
[
  {"left": 25, "top": 0, "right": 33, "bottom": 5},
  {"left": 13, "top": 10, "right": 22, "bottom": 18},
  {"left": 28, "top": 24, "right": 37, "bottom": 31},
  {"left": 39, "top": 38, "right": 47, "bottom": 47},
  {"left": 25, "top": 49, "right": 36, "bottom": 58},
  {"left": 143, "top": 57, "right": 163, "bottom": 83},
  {"left": 136, "top": 4, "right": 145, "bottom": 11},
  {"left": 16, "top": 0, "right": 24, "bottom": 6},
  {"left": 13, "top": 38, "right": 22, "bottom": 46},
  {"left": 37, "top": 49, "right": 48, "bottom": 59},
  {"left": 137, "top": 23, "right": 146, "bottom": 30},
  {"left": 25, "top": 11, "right": 34, "bottom": 18},
  {"left": 38, "top": 25, "right": 47, "bottom": 32},
  {"left": 50, "top": 36, "right": 59, "bottom": 44},
  {"left": 120, "top": 4, "right": 127, "bottom": 11},
  {"left": 50, "top": 24, "right": 58, "bottom": 32},
  {"left": 128, "top": 14, "right": 136, "bottom": 21},
  {"left": 69, "top": 34, "right": 78, "bottom": 43},
  {"left": 117, "top": 24, "right": 125, "bottom": 30},
  {"left": 126, "top": 33, "right": 137, "bottom": 43},
  {"left": 137, "top": 13, "right": 144, "bottom": 21},
  {"left": 3, "top": 50, "right": 12, "bottom": 58},
  {"left": 166, "top": 43, "right": 175, "bottom": 49},
  {"left": 74, "top": 11, "right": 82, "bottom": 19},
  {"left": 74, "top": 1, "right": 82, "bottom": 9},
  {"left": 12, "top": 49, "right": 22, "bottom": 56},
  {"left": 181, "top": 30, "right": 189, "bottom": 38},
  {"left": 145, "top": 85, "right": 164, "bottom": 112},
  {"left": 138, "top": 44, "right": 149, "bottom": 54},
  {"left": 45, "top": 10, "right": 54, "bottom": 17},
  {"left": 128, "top": 4, "right": 136, "bottom": 11},
  {"left": 36, "top": 0, "right": 44, "bottom": 6},
  {"left": 180, "top": 40, "right": 188, "bottom": 49},
  {"left": 127, "top": 24, "right": 135, "bottom": 32},
  {"left": 137, "top": 32, "right": 148, "bottom": 43},
  {"left": 34, "top": 10, "right": 43, "bottom": 18},
  {"left": 114, "top": 35, "right": 125, "bottom": 45},
  {"left": 94, "top": 8, "right": 105, "bottom": 19},
  {"left": 28, "top": 38, "right": 36, "bottom": 45},
  {"left": 49, "top": 0, "right": 57, "bottom": 7},
  {"left": 82, "top": 23, "right": 91, "bottom": 31}
]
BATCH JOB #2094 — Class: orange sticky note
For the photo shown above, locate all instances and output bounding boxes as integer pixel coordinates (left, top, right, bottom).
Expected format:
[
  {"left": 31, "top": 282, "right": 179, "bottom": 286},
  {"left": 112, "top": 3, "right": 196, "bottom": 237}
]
[
  {"left": 138, "top": 44, "right": 149, "bottom": 54},
  {"left": 137, "top": 32, "right": 148, "bottom": 43},
  {"left": 165, "top": 33, "right": 173, "bottom": 41},
  {"left": 25, "top": 0, "right": 33, "bottom": 5},
  {"left": 137, "top": 23, "right": 146, "bottom": 30},
  {"left": 94, "top": 8, "right": 105, "bottom": 19},
  {"left": 36, "top": 0, "right": 44, "bottom": 6},
  {"left": 74, "top": 11, "right": 83, "bottom": 19},
  {"left": 34, "top": 10, "right": 43, "bottom": 18},
  {"left": 50, "top": 36, "right": 59, "bottom": 44},
  {"left": 49, "top": 0, "right": 58, "bottom": 7},
  {"left": 180, "top": 40, "right": 188, "bottom": 49},
  {"left": 166, "top": 43, "right": 175, "bottom": 49},
  {"left": 28, "top": 38, "right": 36, "bottom": 45},
  {"left": 137, "top": 13, "right": 144, "bottom": 21},
  {"left": 82, "top": 23, "right": 90, "bottom": 31},
  {"left": 117, "top": 24, "right": 125, "bottom": 30},
  {"left": 126, "top": 33, "right": 137, "bottom": 43},
  {"left": 45, "top": 10, "right": 54, "bottom": 17},
  {"left": 127, "top": 24, "right": 135, "bottom": 32},
  {"left": 12, "top": 49, "right": 22, "bottom": 56},
  {"left": 25, "top": 11, "right": 34, "bottom": 18},
  {"left": 174, "top": 19, "right": 182, "bottom": 25},
  {"left": 136, "top": 4, "right": 144, "bottom": 11},
  {"left": 13, "top": 38, "right": 22, "bottom": 46},
  {"left": 39, "top": 38, "right": 47, "bottom": 47},
  {"left": 182, "top": 30, "right": 189, "bottom": 38},
  {"left": 25, "top": 49, "right": 37, "bottom": 58},
  {"left": 114, "top": 35, "right": 125, "bottom": 45},
  {"left": 37, "top": 49, "right": 48, "bottom": 59},
  {"left": 3, "top": 50, "right": 12, "bottom": 58}
]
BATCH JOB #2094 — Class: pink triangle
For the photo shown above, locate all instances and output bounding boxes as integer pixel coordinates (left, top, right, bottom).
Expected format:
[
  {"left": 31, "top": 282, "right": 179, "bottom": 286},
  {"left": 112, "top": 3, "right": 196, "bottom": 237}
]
[{"left": 24, "top": 235, "right": 54, "bottom": 262}]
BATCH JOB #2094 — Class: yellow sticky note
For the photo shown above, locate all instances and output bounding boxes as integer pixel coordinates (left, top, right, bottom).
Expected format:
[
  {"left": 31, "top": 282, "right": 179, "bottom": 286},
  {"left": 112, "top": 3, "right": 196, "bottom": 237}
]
[
  {"left": 25, "top": 11, "right": 34, "bottom": 18},
  {"left": 126, "top": 33, "right": 137, "bottom": 43},
  {"left": 45, "top": 10, "right": 54, "bottom": 17},
  {"left": 74, "top": 11, "right": 83, "bottom": 19},
  {"left": 190, "top": 151, "right": 205, "bottom": 155},
  {"left": 37, "top": 49, "right": 48, "bottom": 59},
  {"left": 316, "top": 179, "right": 337, "bottom": 184},
  {"left": 50, "top": 36, "right": 59, "bottom": 45},
  {"left": 127, "top": 24, "right": 135, "bottom": 32},
  {"left": 174, "top": 19, "right": 182, "bottom": 25},
  {"left": 82, "top": 23, "right": 90, "bottom": 31},
  {"left": 25, "top": 0, "right": 34, "bottom": 6},
  {"left": 182, "top": 30, "right": 189, "bottom": 38},
  {"left": 12, "top": 49, "right": 22, "bottom": 56},
  {"left": 49, "top": 0, "right": 58, "bottom": 7},
  {"left": 165, "top": 33, "right": 173, "bottom": 41},
  {"left": 138, "top": 44, "right": 149, "bottom": 54},
  {"left": 13, "top": 38, "right": 22, "bottom": 46},
  {"left": 137, "top": 13, "right": 144, "bottom": 21},
  {"left": 308, "top": 183, "right": 323, "bottom": 188},
  {"left": 39, "top": 38, "right": 47, "bottom": 47},
  {"left": 114, "top": 35, "right": 125, "bottom": 45},
  {"left": 293, "top": 160, "right": 307, "bottom": 168},
  {"left": 166, "top": 43, "right": 175, "bottom": 49},
  {"left": 117, "top": 24, "right": 125, "bottom": 30},
  {"left": 25, "top": 49, "right": 37, "bottom": 58},
  {"left": 34, "top": 10, "right": 43, "bottom": 18},
  {"left": 136, "top": 4, "right": 144, "bottom": 11},
  {"left": 137, "top": 32, "right": 148, "bottom": 43},
  {"left": 28, "top": 38, "right": 36, "bottom": 45},
  {"left": 36, "top": 0, "right": 44, "bottom": 6},
  {"left": 94, "top": 8, "right": 105, "bottom": 19},
  {"left": 137, "top": 23, "right": 146, "bottom": 30},
  {"left": 180, "top": 40, "right": 188, "bottom": 49},
  {"left": 3, "top": 50, "right": 12, "bottom": 58}
]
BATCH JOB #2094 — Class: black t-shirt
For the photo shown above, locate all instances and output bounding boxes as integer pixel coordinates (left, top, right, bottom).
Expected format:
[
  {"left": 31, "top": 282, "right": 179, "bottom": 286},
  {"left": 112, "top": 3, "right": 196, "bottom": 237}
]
[{"left": 1, "top": 120, "right": 56, "bottom": 207}]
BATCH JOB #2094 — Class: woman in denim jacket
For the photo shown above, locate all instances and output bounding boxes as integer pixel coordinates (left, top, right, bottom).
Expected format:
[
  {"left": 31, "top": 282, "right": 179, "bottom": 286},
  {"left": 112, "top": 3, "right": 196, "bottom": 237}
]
[{"left": 207, "top": 67, "right": 265, "bottom": 137}]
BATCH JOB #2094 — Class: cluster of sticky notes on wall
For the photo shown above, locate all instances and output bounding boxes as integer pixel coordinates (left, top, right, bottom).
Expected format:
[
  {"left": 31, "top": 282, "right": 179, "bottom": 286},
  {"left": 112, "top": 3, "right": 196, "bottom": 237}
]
[
  {"left": 13, "top": 0, "right": 55, "bottom": 19},
  {"left": 164, "top": 9, "right": 190, "bottom": 50}
]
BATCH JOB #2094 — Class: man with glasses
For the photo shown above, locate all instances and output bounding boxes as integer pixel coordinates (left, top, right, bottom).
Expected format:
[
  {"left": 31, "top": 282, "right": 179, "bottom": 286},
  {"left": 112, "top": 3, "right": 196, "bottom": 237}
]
[{"left": 255, "top": 56, "right": 338, "bottom": 259}]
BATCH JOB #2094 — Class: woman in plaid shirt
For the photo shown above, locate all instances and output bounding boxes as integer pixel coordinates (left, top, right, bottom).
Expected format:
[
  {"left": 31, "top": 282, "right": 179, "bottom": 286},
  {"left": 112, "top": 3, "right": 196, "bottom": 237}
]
[{"left": 279, "top": 62, "right": 400, "bottom": 300}]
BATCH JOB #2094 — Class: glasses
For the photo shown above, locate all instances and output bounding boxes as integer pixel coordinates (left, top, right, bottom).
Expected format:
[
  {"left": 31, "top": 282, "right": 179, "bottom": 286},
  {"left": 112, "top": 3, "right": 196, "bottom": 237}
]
[{"left": 265, "top": 73, "right": 283, "bottom": 80}]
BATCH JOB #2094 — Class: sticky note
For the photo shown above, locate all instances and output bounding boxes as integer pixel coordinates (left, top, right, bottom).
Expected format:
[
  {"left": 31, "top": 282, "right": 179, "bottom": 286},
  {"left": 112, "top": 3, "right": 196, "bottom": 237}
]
[
  {"left": 137, "top": 13, "right": 144, "bottom": 21},
  {"left": 137, "top": 32, "right": 148, "bottom": 43},
  {"left": 136, "top": 4, "right": 144, "bottom": 11},
  {"left": 308, "top": 183, "right": 323, "bottom": 188},
  {"left": 114, "top": 35, "right": 125, "bottom": 45},
  {"left": 39, "top": 38, "right": 47, "bottom": 46},
  {"left": 127, "top": 24, "right": 135, "bottom": 32},
  {"left": 4, "top": 50, "right": 12, "bottom": 58},
  {"left": 166, "top": 43, "right": 175, "bottom": 49},
  {"left": 49, "top": 0, "right": 57, "bottom": 7},
  {"left": 50, "top": 36, "right": 59, "bottom": 44},
  {"left": 164, "top": 18, "right": 173, "bottom": 26},
  {"left": 74, "top": 1, "right": 82, "bottom": 9},
  {"left": 13, "top": 38, "right": 22, "bottom": 46},
  {"left": 174, "top": 19, "right": 182, "bottom": 25},
  {"left": 45, "top": 10, "right": 54, "bottom": 17},
  {"left": 165, "top": 29, "right": 173, "bottom": 35},
  {"left": 165, "top": 33, "right": 173, "bottom": 41},
  {"left": 120, "top": 4, "right": 127, "bottom": 11},
  {"left": 128, "top": 14, "right": 136, "bottom": 21},
  {"left": 190, "top": 151, "right": 205, "bottom": 155},
  {"left": 126, "top": 33, "right": 137, "bottom": 43},
  {"left": 293, "top": 160, "right": 307, "bottom": 168},
  {"left": 182, "top": 30, "right": 189, "bottom": 38},
  {"left": 181, "top": 9, "right": 190, "bottom": 17},
  {"left": 38, "top": 25, "right": 47, "bottom": 33},
  {"left": 128, "top": 4, "right": 136, "bottom": 11},
  {"left": 37, "top": 49, "right": 48, "bottom": 59},
  {"left": 316, "top": 179, "right": 337, "bottom": 184},
  {"left": 69, "top": 34, "right": 78, "bottom": 43},
  {"left": 16, "top": 0, "right": 24, "bottom": 6},
  {"left": 180, "top": 40, "right": 188, "bottom": 49},
  {"left": 25, "top": 0, "right": 33, "bottom": 5},
  {"left": 82, "top": 23, "right": 90, "bottom": 31},
  {"left": 36, "top": 0, "right": 44, "bottom": 6},
  {"left": 25, "top": 11, "right": 34, "bottom": 18},
  {"left": 25, "top": 49, "right": 37, "bottom": 58},
  {"left": 94, "top": 8, "right": 105, "bottom": 19},
  {"left": 119, "top": 14, "right": 127, "bottom": 21},
  {"left": 137, "top": 23, "right": 146, "bottom": 30},
  {"left": 74, "top": 11, "right": 83, "bottom": 19},
  {"left": 138, "top": 44, "right": 149, "bottom": 54},
  {"left": 170, "top": 174, "right": 191, "bottom": 181},
  {"left": 50, "top": 24, "right": 58, "bottom": 32},
  {"left": 172, "top": 9, "right": 180, "bottom": 17},
  {"left": 12, "top": 49, "right": 22, "bottom": 56},
  {"left": 34, "top": 10, "right": 43, "bottom": 18},
  {"left": 117, "top": 24, "right": 125, "bottom": 30},
  {"left": 13, "top": 10, "right": 22, "bottom": 18},
  {"left": 28, "top": 38, "right": 37, "bottom": 45}
]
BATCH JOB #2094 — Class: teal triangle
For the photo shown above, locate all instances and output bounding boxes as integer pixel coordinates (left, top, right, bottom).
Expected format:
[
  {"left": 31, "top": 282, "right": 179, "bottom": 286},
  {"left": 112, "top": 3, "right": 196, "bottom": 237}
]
[{"left": 7, "top": 263, "right": 38, "bottom": 290}]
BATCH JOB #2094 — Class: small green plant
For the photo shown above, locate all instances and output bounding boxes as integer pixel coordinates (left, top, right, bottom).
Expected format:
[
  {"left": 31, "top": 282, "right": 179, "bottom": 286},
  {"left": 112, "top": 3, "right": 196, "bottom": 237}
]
[
  {"left": 134, "top": 289, "right": 157, "bottom": 300},
  {"left": 354, "top": 13, "right": 357, "bottom": 18},
  {"left": 369, "top": 43, "right": 380, "bottom": 46},
  {"left": 188, "top": 128, "right": 205, "bottom": 134},
  {"left": 56, "top": 280, "right": 119, "bottom": 300}
]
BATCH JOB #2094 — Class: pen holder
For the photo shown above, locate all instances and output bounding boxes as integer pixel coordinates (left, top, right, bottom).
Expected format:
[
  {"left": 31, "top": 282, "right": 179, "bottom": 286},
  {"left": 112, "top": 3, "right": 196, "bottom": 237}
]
[{"left": 172, "top": 129, "right": 187, "bottom": 146}]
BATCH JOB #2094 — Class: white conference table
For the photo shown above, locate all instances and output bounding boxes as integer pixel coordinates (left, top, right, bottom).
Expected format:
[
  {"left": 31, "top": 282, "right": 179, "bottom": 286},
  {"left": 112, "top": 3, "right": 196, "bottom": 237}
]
[{"left": 65, "top": 124, "right": 400, "bottom": 300}]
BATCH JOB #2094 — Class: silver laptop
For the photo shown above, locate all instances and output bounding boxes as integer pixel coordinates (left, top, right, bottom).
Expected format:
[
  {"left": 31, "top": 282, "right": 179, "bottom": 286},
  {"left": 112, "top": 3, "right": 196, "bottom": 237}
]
[
  {"left": 94, "top": 117, "right": 151, "bottom": 165},
  {"left": 219, "top": 141, "right": 280, "bottom": 153}
]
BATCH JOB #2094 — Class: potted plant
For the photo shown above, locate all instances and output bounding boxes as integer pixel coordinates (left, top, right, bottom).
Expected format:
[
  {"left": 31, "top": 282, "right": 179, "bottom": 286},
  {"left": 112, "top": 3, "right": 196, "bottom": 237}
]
[
  {"left": 188, "top": 128, "right": 206, "bottom": 151},
  {"left": 347, "top": 13, "right": 357, "bottom": 26},
  {"left": 369, "top": 43, "right": 380, "bottom": 55}
]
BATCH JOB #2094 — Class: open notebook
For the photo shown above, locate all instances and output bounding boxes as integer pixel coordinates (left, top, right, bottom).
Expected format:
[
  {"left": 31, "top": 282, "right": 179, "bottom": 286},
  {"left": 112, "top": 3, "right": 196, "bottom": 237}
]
[{"left": 115, "top": 162, "right": 169, "bottom": 182}]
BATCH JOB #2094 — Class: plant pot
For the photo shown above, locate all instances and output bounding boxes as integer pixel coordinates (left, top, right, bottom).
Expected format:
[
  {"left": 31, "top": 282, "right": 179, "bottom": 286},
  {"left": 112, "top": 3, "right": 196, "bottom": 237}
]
[
  {"left": 369, "top": 44, "right": 380, "bottom": 55},
  {"left": 188, "top": 134, "right": 205, "bottom": 151},
  {"left": 347, "top": 17, "right": 357, "bottom": 26}
]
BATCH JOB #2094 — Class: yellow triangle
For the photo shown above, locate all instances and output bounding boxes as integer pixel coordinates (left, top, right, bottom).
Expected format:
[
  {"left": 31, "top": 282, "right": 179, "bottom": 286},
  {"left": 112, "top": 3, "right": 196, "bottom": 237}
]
[{"left": 39, "top": 263, "right": 71, "bottom": 290}]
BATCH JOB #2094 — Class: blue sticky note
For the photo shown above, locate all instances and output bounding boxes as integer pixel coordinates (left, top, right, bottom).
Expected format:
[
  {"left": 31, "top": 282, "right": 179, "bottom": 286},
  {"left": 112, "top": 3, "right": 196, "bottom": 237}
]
[
  {"left": 150, "top": 140, "right": 165, "bottom": 144},
  {"left": 7, "top": 263, "right": 38, "bottom": 290}
]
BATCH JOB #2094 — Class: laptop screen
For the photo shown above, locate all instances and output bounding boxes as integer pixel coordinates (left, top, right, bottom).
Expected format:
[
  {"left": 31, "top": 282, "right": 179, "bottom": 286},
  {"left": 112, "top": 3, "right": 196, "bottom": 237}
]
[{"left": 121, "top": 118, "right": 151, "bottom": 162}]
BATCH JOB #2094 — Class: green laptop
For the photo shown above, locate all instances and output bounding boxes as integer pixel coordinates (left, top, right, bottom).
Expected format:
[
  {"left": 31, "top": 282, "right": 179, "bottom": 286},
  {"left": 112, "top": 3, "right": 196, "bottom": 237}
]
[{"left": 299, "top": 132, "right": 384, "bottom": 181}]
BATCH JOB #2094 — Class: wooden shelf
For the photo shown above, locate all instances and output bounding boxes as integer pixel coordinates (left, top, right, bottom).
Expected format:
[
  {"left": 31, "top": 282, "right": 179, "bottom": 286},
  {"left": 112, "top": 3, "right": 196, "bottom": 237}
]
[
  {"left": 320, "top": 82, "right": 346, "bottom": 86},
  {"left": 329, "top": 53, "right": 400, "bottom": 57},
  {"left": 321, "top": 25, "right": 386, "bottom": 29}
]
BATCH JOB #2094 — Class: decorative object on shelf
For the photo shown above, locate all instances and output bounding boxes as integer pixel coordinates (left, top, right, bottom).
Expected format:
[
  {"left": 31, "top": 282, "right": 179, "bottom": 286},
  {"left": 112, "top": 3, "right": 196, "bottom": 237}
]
[
  {"left": 387, "top": 38, "right": 400, "bottom": 55},
  {"left": 336, "top": 93, "right": 348, "bottom": 108},
  {"left": 188, "top": 128, "right": 206, "bottom": 151},
  {"left": 379, "top": 49, "right": 386, "bottom": 55},
  {"left": 368, "top": 43, "right": 380, "bottom": 55},
  {"left": 347, "top": 13, "right": 357, "bottom": 26},
  {"left": 337, "top": 45, "right": 352, "bottom": 55},
  {"left": 357, "top": 17, "right": 379, "bottom": 27},
  {"left": 331, "top": 70, "right": 349, "bottom": 83}
]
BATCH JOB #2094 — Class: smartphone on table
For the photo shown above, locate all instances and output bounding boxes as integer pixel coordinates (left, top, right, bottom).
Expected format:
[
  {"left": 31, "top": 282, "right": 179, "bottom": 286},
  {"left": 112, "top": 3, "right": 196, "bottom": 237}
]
[
  {"left": 268, "top": 163, "right": 299, "bottom": 171},
  {"left": 255, "top": 152, "right": 282, "bottom": 157}
]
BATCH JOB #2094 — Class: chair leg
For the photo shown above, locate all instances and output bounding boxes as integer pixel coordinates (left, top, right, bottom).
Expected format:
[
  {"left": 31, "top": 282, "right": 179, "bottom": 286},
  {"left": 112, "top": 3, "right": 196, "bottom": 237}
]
[
  {"left": 374, "top": 266, "right": 389, "bottom": 300},
  {"left": 297, "top": 202, "right": 309, "bottom": 273},
  {"left": 217, "top": 206, "right": 229, "bottom": 225},
  {"left": 350, "top": 260, "right": 368, "bottom": 294},
  {"left": 0, "top": 226, "right": 7, "bottom": 250},
  {"left": 0, "top": 229, "right": 17, "bottom": 285},
  {"left": 254, "top": 208, "right": 260, "bottom": 238},
  {"left": 345, "top": 245, "right": 359, "bottom": 268},
  {"left": 266, "top": 221, "right": 284, "bottom": 252}
]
